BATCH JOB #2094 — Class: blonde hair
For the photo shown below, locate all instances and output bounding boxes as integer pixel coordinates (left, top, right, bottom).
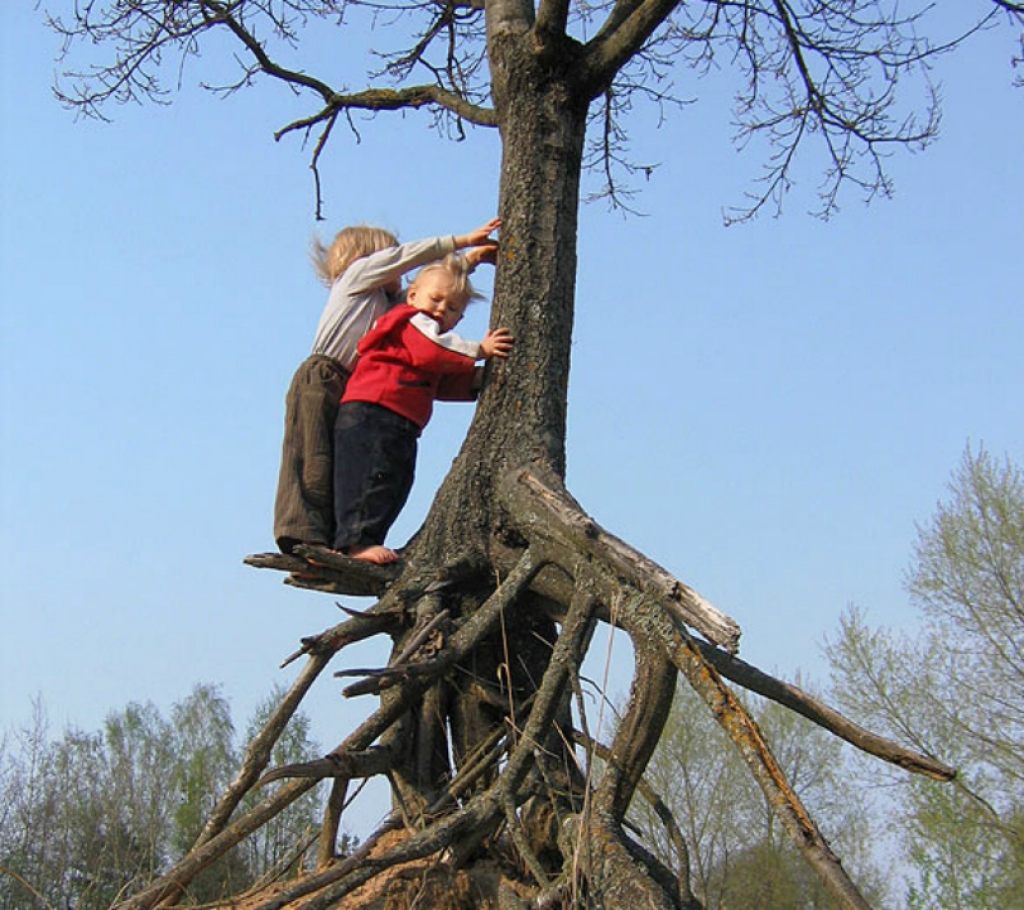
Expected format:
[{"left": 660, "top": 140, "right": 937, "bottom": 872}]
[
  {"left": 410, "top": 254, "right": 484, "bottom": 304},
  {"left": 311, "top": 225, "right": 399, "bottom": 286}
]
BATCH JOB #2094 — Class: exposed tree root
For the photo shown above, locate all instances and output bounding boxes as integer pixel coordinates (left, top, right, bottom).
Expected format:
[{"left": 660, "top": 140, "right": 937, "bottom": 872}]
[{"left": 120, "top": 469, "right": 955, "bottom": 910}]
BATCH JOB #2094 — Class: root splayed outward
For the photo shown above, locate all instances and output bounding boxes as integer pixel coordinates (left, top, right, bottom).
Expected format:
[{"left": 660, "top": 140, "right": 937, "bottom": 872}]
[{"left": 120, "top": 470, "right": 953, "bottom": 910}]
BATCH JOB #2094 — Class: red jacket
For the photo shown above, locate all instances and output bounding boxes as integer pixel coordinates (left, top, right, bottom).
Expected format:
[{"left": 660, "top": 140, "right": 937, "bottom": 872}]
[{"left": 342, "top": 304, "right": 482, "bottom": 429}]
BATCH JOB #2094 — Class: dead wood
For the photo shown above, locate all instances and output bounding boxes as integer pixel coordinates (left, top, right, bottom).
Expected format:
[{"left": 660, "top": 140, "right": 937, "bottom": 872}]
[
  {"left": 497, "top": 469, "right": 741, "bottom": 652},
  {"left": 144, "top": 467, "right": 960, "bottom": 910},
  {"left": 659, "top": 618, "right": 873, "bottom": 910},
  {"left": 575, "top": 731, "right": 699, "bottom": 909},
  {"left": 195, "top": 650, "right": 336, "bottom": 847},
  {"left": 693, "top": 642, "right": 957, "bottom": 781},
  {"left": 501, "top": 471, "right": 873, "bottom": 908},
  {"left": 243, "top": 548, "right": 398, "bottom": 597}
]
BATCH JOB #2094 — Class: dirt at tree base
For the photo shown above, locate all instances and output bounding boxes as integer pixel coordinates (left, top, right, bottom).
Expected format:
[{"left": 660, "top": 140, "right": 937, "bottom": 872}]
[{"left": 226, "top": 830, "right": 531, "bottom": 910}]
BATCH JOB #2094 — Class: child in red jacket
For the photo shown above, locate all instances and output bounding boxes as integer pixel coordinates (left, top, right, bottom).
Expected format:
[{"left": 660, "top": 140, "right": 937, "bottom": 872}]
[
  {"left": 332, "top": 254, "right": 513, "bottom": 564},
  {"left": 274, "top": 218, "right": 500, "bottom": 555}
]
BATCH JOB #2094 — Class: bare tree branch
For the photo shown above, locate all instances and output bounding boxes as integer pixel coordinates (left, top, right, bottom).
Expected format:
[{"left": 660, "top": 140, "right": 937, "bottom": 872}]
[
  {"left": 583, "top": 0, "right": 685, "bottom": 97},
  {"left": 535, "top": 0, "right": 572, "bottom": 39},
  {"left": 695, "top": 642, "right": 957, "bottom": 780}
]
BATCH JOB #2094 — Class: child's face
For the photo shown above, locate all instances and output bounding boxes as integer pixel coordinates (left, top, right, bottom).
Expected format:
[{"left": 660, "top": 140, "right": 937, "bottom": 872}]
[{"left": 407, "top": 270, "right": 467, "bottom": 332}]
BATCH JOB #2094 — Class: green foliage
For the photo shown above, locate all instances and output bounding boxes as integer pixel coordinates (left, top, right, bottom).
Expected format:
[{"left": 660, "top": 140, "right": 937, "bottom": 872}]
[
  {"left": 827, "top": 444, "right": 1024, "bottom": 910},
  {"left": 0, "top": 703, "right": 174, "bottom": 909},
  {"left": 714, "top": 841, "right": 835, "bottom": 909},
  {"left": 0, "top": 685, "right": 326, "bottom": 910},
  {"left": 908, "top": 445, "right": 1024, "bottom": 784},
  {"left": 628, "top": 680, "right": 886, "bottom": 909},
  {"left": 170, "top": 684, "right": 236, "bottom": 856},
  {"left": 237, "top": 686, "right": 325, "bottom": 882}
]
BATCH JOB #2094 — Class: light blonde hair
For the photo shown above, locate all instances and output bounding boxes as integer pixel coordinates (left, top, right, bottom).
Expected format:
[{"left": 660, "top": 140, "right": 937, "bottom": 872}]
[
  {"left": 311, "top": 225, "right": 399, "bottom": 286},
  {"left": 409, "top": 253, "right": 484, "bottom": 304}
]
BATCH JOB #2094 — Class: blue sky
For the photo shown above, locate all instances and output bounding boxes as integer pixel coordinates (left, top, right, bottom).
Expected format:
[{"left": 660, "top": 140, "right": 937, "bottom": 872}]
[{"left": 2, "top": 2, "right": 1022, "bottom": 836}]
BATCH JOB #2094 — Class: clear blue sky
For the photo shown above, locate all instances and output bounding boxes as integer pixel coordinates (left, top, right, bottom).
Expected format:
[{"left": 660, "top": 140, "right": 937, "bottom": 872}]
[{"left": 2, "top": 3, "right": 1022, "bottom": 835}]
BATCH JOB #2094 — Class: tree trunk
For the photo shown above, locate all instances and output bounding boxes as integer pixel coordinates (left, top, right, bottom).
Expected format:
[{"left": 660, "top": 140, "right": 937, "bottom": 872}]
[
  {"left": 377, "top": 4, "right": 592, "bottom": 852},
  {"left": 411, "top": 0, "right": 586, "bottom": 563}
]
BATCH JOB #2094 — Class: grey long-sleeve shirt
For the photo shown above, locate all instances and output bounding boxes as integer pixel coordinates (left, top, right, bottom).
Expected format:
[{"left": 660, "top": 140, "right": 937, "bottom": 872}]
[{"left": 310, "top": 235, "right": 458, "bottom": 370}]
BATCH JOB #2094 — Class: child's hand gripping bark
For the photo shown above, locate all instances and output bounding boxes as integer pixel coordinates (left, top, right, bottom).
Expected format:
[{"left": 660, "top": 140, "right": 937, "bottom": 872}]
[
  {"left": 459, "top": 218, "right": 500, "bottom": 271},
  {"left": 480, "top": 328, "right": 514, "bottom": 359}
]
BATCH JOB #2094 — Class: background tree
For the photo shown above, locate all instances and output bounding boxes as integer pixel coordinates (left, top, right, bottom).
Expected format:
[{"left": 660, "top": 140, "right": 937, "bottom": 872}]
[
  {"left": 827, "top": 445, "right": 1024, "bottom": 909},
  {"left": 237, "top": 686, "right": 326, "bottom": 883},
  {"left": 0, "top": 686, "right": 325, "bottom": 910},
  {"left": 38, "top": 1, "right": 1022, "bottom": 908},
  {"left": 166, "top": 684, "right": 250, "bottom": 902},
  {"left": 1, "top": 701, "right": 71, "bottom": 910},
  {"left": 630, "top": 680, "right": 887, "bottom": 909}
]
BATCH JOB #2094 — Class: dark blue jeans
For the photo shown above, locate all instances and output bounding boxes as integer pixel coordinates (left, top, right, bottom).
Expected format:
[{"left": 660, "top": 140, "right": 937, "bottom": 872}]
[{"left": 332, "top": 402, "right": 419, "bottom": 551}]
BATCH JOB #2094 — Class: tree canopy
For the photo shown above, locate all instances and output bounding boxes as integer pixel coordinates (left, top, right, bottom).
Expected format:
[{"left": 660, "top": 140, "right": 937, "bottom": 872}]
[
  {"left": 827, "top": 445, "right": 1024, "bottom": 909},
  {"left": 0, "top": 686, "right": 325, "bottom": 910},
  {"left": 46, "top": 1, "right": 1023, "bottom": 219}
]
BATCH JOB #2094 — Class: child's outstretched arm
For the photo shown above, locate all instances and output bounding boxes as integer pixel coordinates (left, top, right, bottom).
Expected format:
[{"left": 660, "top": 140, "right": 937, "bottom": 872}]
[
  {"left": 345, "top": 236, "right": 462, "bottom": 295},
  {"left": 456, "top": 218, "right": 501, "bottom": 251}
]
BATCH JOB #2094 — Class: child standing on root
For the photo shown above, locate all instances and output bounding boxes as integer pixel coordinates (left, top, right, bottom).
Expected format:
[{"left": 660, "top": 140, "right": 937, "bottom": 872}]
[
  {"left": 332, "top": 254, "right": 514, "bottom": 564},
  {"left": 273, "top": 219, "right": 501, "bottom": 555}
]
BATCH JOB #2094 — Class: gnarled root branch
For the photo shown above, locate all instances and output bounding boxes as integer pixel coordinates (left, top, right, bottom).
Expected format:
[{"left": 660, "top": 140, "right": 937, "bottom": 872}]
[{"left": 155, "top": 467, "right": 961, "bottom": 910}]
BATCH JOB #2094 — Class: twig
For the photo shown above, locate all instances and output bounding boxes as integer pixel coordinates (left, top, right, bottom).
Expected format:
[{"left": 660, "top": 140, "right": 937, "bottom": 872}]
[{"left": 0, "top": 866, "right": 57, "bottom": 910}]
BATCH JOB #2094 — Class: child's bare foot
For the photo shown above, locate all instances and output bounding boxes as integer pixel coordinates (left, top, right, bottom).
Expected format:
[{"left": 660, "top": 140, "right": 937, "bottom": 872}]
[{"left": 347, "top": 544, "right": 400, "bottom": 564}]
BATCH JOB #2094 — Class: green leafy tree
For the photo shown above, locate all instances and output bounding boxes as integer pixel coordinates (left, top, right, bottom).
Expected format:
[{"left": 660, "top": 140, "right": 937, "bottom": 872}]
[
  {"left": 169, "top": 684, "right": 237, "bottom": 855},
  {"left": 237, "top": 686, "right": 324, "bottom": 882},
  {"left": 55, "top": 719, "right": 167, "bottom": 907},
  {"left": 1, "top": 685, "right": 326, "bottom": 909},
  {"left": 827, "top": 445, "right": 1024, "bottom": 909},
  {"left": 166, "top": 684, "right": 252, "bottom": 902},
  {"left": 629, "top": 680, "right": 887, "bottom": 909},
  {"left": 97, "top": 702, "right": 178, "bottom": 888},
  {"left": 1, "top": 702, "right": 65, "bottom": 910},
  {"left": 0, "top": 700, "right": 174, "bottom": 910}
]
